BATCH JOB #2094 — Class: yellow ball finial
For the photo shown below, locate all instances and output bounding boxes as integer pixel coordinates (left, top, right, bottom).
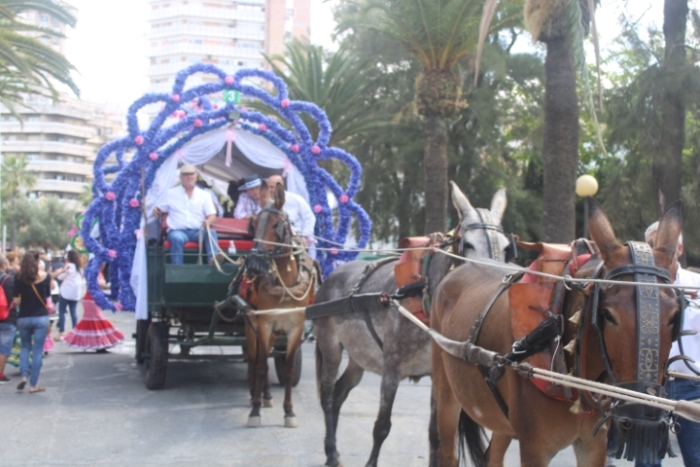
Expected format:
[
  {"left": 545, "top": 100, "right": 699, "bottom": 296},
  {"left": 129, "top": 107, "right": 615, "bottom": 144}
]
[{"left": 576, "top": 174, "right": 598, "bottom": 197}]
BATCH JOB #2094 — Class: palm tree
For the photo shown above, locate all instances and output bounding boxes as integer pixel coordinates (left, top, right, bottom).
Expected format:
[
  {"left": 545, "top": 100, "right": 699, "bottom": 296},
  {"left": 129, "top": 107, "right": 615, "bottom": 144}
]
[
  {"left": 2, "top": 153, "right": 36, "bottom": 246},
  {"left": 0, "top": 0, "right": 79, "bottom": 117},
  {"left": 263, "top": 39, "right": 384, "bottom": 147},
  {"left": 344, "top": 0, "right": 520, "bottom": 233}
]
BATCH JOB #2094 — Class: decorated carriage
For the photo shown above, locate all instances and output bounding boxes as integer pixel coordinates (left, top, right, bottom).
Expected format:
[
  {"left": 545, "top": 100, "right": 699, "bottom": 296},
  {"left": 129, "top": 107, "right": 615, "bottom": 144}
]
[{"left": 81, "top": 64, "right": 371, "bottom": 390}]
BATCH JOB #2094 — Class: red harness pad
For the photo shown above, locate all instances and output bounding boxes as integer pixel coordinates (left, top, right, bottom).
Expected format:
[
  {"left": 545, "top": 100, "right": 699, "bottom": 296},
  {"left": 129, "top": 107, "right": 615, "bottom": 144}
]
[
  {"left": 394, "top": 235, "right": 443, "bottom": 325},
  {"left": 510, "top": 253, "right": 592, "bottom": 405}
]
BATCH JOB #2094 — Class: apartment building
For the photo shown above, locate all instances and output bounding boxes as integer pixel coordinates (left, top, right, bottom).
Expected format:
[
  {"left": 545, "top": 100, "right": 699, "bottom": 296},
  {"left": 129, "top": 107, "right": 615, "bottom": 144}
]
[
  {"left": 147, "top": 0, "right": 311, "bottom": 93},
  {"left": 0, "top": 95, "right": 123, "bottom": 205}
]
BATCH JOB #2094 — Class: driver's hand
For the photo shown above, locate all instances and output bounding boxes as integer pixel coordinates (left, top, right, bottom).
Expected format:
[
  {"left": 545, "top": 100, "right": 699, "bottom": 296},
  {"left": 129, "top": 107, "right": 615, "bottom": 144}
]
[{"left": 153, "top": 207, "right": 162, "bottom": 217}]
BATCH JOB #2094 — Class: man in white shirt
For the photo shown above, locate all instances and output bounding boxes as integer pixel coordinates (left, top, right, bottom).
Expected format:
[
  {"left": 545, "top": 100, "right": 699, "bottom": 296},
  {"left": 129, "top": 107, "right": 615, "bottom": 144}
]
[
  {"left": 153, "top": 164, "right": 218, "bottom": 265},
  {"left": 640, "top": 222, "right": 700, "bottom": 467},
  {"left": 267, "top": 175, "right": 316, "bottom": 259}
]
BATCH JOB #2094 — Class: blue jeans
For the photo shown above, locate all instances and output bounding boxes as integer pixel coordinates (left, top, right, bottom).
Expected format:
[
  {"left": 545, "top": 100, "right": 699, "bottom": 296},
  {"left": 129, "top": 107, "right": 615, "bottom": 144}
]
[
  {"left": 18, "top": 316, "right": 49, "bottom": 387},
  {"left": 58, "top": 297, "right": 78, "bottom": 332},
  {"left": 0, "top": 322, "right": 16, "bottom": 355},
  {"left": 634, "top": 378, "right": 700, "bottom": 467},
  {"left": 167, "top": 228, "right": 218, "bottom": 265}
]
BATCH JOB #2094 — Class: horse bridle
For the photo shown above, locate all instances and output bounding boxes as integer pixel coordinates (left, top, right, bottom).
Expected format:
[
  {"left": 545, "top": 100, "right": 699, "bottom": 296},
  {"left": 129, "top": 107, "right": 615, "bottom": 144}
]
[
  {"left": 459, "top": 208, "right": 517, "bottom": 263},
  {"left": 583, "top": 241, "right": 681, "bottom": 463},
  {"left": 252, "top": 206, "right": 293, "bottom": 259}
]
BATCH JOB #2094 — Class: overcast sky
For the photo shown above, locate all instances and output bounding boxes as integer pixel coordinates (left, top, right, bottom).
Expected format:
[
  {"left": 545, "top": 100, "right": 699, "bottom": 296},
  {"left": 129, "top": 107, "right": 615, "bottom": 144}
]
[
  {"left": 63, "top": 1, "right": 663, "bottom": 111},
  {"left": 64, "top": 0, "right": 336, "bottom": 109}
]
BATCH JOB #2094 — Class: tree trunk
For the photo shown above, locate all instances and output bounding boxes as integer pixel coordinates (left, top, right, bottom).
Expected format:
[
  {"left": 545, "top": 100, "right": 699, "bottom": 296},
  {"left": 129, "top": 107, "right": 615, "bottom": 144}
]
[
  {"left": 540, "top": 36, "right": 579, "bottom": 243},
  {"left": 655, "top": 0, "right": 688, "bottom": 215},
  {"left": 423, "top": 115, "right": 448, "bottom": 234}
]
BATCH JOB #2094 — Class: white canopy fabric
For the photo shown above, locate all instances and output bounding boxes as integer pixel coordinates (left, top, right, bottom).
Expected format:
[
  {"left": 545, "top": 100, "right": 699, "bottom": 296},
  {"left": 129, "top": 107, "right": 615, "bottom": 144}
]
[{"left": 131, "top": 127, "right": 309, "bottom": 319}]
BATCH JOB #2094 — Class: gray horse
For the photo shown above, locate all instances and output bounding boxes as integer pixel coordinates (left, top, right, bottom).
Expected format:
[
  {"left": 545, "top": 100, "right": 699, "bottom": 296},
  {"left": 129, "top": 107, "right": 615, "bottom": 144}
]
[{"left": 313, "top": 182, "right": 511, "bottom": 467}]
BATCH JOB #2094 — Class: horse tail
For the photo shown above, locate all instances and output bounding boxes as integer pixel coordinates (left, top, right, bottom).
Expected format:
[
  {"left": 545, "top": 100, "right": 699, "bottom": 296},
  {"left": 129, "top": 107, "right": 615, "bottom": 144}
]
[{"left": 457, "top": 409, "right": 487, "bottom": 467}]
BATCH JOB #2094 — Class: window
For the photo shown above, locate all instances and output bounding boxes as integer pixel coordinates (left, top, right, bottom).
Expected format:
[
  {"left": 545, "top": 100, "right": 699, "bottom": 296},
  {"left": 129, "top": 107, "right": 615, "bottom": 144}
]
[{"left": 40, "top": 15, "right": 48, "bottom": 24}]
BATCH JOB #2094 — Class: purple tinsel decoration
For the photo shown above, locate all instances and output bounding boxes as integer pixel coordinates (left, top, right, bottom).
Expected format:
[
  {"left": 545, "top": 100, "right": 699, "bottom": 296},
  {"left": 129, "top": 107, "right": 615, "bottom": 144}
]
[{"left": 83, "top": 64, "right": 372, "bottom": 311}]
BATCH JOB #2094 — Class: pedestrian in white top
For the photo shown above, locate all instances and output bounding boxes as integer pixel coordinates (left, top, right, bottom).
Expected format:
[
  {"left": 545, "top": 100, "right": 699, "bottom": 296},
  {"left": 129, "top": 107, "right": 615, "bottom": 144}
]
[
  {"left": 153, "top": 164, "right": 218, "bottom": 265},
  {"left": 56, "top": 250, "right": 82, "bottom": 338},
  {"left": 266, "top": 175, "right": 317, "bottom": 259},
  {"left": 640, "top": 222, "right": 700, "bottom": 467}
]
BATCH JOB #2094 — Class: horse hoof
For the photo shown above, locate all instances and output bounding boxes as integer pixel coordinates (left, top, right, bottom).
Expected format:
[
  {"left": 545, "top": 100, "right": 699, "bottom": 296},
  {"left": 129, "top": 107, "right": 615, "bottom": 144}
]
[
  {"left": 284, "top": 416, "right": 298, "bottom": 428},
  {"left": 263, "top": 398, "right": 273, "bottom": 408},
  {"left": 325, "top": 460, "right": 341, "bottom": 467},
  {"left": 247, "top": 416, "right": 261, "bottom": 428}
]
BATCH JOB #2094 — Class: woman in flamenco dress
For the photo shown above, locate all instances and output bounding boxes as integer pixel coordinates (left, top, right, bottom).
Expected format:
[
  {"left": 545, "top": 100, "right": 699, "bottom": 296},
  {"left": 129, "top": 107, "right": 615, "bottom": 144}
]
[{"left": 62, "top": 264, "right": 124, "bottom": 352}]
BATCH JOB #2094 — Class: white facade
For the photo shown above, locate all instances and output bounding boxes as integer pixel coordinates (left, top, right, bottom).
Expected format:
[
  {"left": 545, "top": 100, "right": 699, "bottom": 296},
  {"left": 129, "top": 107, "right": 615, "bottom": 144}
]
[{"left": 146, "top": 0, "right": 311, "bottom": 94}]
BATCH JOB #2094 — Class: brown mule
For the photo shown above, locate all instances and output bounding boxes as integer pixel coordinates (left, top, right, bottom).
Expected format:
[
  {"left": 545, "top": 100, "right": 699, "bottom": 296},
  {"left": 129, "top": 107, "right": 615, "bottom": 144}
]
[
  {"left": 244, "top": 183, "right": 317, "bottom": 429},
  {"left": 430, "top": 199, "right": 683, "bottom": 466}
]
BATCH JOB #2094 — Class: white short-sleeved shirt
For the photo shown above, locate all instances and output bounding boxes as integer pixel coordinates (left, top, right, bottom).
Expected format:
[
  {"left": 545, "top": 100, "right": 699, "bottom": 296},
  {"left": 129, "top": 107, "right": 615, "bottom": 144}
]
[
  {"left": 58, "top": 263, "right": 82, "bottom": 301},
  {"left": 283, "top": 190, "right": 316, "bottom": 238},
  {"left": 668, "top": 266, "right": 700, "bottom": 376},
  {"left": 158, "top": 186, "right": 216, "bottom": 231}
]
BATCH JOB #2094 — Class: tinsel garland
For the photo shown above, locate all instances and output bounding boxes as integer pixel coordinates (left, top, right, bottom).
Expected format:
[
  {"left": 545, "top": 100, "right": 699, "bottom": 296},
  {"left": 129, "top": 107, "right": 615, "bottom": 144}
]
[{"left": 83, "top": 64, "right": 372, "bottom": 311}]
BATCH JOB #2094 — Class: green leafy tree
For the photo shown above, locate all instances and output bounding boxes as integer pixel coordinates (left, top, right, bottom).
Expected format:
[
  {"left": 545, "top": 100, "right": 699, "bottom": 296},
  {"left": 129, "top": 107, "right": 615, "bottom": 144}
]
[
  {"left": 341, "top": 0, "right": 520, "bottom": 233},
  {"left": 2, "top": 153, "right": 36, "bottom": 247},
  {"left": 0, "top": 0, "right": 79, "bottom": 117},
  {"left": 263, "top": 39, "right": 384, "bottom": 147},
  {"left": 17, "top": 196, "right": 74, "bottom": 248}
]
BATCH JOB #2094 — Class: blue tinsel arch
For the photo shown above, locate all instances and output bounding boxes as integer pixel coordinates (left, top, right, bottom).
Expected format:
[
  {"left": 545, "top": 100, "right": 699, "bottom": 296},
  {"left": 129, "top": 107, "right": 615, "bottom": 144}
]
[{"left": 82, "top": 64, "right": 372, "bottom": 312}]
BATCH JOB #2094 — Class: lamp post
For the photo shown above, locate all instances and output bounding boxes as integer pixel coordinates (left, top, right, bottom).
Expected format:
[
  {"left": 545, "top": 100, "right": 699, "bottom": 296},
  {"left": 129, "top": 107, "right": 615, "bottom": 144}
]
[{"left": 576, "top": 174, "right": 599, "bottom": 239}]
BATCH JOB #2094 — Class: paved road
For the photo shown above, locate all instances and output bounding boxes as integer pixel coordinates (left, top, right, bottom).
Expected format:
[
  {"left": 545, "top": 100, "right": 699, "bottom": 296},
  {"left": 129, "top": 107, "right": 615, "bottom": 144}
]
[{"left": 0, "top": 311, "right": 684, "bottom": 466}]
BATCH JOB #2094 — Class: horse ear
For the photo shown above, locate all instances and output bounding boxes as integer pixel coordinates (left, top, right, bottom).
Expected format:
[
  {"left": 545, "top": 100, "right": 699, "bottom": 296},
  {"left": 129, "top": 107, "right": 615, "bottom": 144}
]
[
  {"left": 653, "top": 200, "right": 683, "bottom": 271},
  {"left": 490, "top": 188, "right": 507, "bottom": 224},
  {"left": 450, "top": 181, "right": 475, "bottom": 221},
  {"left": 587, "top": 197, "right": 622, "bottom": 262},
  {"left": 274, "top": 183, "right": 285, "bottom": 210}
]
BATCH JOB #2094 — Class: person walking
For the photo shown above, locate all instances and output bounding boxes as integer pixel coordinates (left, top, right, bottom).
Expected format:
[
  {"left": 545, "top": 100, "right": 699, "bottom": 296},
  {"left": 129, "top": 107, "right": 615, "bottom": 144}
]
[
  {"left": 14, "top": 251, "right": 51, "bottom": 393},
  {"left": 0, "top": 255, "right": 16, "bottom": 383},
  {"left": 55, "top": 250, "right": 82, "bottom": 340}
]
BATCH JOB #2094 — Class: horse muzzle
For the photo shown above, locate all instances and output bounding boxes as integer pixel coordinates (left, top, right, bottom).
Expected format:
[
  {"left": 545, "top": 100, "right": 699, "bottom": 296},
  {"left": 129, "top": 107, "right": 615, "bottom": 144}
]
[
  {"left": 606, "top": 382, "right": 675, "bottom": 464},
  {"left": 246, "top": 249, "right": 271, "bottom": 278}
]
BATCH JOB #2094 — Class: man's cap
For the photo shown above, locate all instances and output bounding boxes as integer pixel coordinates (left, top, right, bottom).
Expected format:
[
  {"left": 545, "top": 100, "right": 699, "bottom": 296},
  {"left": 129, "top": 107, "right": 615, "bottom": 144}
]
[
  {"left": 180, "top": 164, "right": 197, "bottom": 175},
  {"left": 239, "top": 174, "right": 262, "bottom": 191}
]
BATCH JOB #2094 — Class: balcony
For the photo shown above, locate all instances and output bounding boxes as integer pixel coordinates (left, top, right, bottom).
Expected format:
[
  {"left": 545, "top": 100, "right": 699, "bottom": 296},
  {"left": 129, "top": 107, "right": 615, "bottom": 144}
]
[
  {"left": 28, "top": 160, "right": 93, "bottom": 177},
  {"left": 35, "top": 179, "right": 88, "bottom": 195},
  {"left": 149, "top": 40, "right": 265, "bottom": 60},
  {"left": 149, "top": 5, "right": 245, "bottom": 21},
  {"left": 2, "top": 141, "right": 96, "bottom": 158},
  {"left": 147, "top": 24, "right": 266, "bottom": 40},
  {"left": 0, "top": 120, "right": 95, "bottom": 139}
]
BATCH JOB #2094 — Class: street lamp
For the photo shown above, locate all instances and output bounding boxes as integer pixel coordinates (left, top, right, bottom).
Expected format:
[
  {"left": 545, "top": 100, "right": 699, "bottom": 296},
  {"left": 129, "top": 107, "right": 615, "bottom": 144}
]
[{"left": 576, "top": 174, "right": 599, "bottom": 239}]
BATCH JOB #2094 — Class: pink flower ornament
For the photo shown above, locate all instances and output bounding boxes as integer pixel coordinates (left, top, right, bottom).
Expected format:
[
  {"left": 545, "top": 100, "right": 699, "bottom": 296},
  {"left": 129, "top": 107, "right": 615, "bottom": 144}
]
[
  {"left": 114, "top": 303, "right": 123, "bottom": 311},
  {"left": 313, "top": 204, "right": 322, "bottom": 214},
  {"left": 149, "top": 152, "right": 158, "bottom": 161},
  {"left": 291, "top": 144, "right": 300, "bottom": 153},
  {"left": 258, "top": 123, "right": 267, "bottom": 132},
  {"left": 129, "top": 199, "right": 140, "bottom": 208},
  {"left": 134, "top": 135, "right": 144, "bottom": 146},
  {"left": 105, "top": 191, "right": 116, "bottom": 201},
  {"left": 194, "top": 118, "right": 203, "bottom": 128},
  {"left": 311, "top": 145, "right": 321, "bottom": 154},
  {"left": 281, "top": 98, "right": 290, "bottom": 108},
  {"left": 330, "top": 247, "right": 338, "bottom": 255},
  {"left": 224, "top": 76, "right": 234, "bottom": 85},
  {"left": 108, "top": 249, "right": 117, "bottom": 259},
  {"left": 339, "top": 194, "right": 349, "bottom": 204},
  {"left": 171, "top": 94, "right": 180, "bottom": 102}
]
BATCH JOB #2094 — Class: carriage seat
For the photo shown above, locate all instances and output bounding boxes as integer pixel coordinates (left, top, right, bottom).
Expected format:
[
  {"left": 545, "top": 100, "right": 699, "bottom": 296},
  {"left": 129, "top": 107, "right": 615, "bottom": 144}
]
[{"left": 161, "top": 216, "right": 255, "bottom": 251}]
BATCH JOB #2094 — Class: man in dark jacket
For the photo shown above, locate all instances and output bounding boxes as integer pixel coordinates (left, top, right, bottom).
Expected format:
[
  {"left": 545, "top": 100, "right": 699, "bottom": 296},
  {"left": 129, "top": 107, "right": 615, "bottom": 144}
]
[{"left": 0, "top": 254, "right": 15, "bottom": 383}]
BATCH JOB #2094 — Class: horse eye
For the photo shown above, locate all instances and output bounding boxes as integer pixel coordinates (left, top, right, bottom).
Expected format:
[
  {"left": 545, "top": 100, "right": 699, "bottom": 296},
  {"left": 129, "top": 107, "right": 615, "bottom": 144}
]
[
  {"left": 602, "top": 308, "right": 617, "bottom": 325},
  {"left": 463, "top": 242, "right": 475, "bottom": 251}
]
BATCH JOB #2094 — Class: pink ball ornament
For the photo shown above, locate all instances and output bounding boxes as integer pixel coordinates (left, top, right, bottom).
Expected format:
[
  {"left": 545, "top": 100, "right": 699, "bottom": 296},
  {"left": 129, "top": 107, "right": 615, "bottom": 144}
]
[
  {"left": 281, "top": 98, "right": 290, "bottom": 108},
  {"left": 115, "top": 303, "right": 123, "bottom": 311},
  {"left": 177, "top": 110, "right": 186, "bottom": 118},
  {"left": 330, "top": 247, "right": 338, "bottom": 255},
  {"left": 224, "top": 75, "right": 234, "bottom": 85},
  {"left": 291, "top": 144, "right": 300, "bottom": 153},
  {"left": 171, "top": 94, "right": 180, "bottom": 102},
  {"left": 134, "top": 135, "right": 144, "bottom": 146},
  {"left": 105, "top": 191, "right": 116, "bottom": 201},
  {"left": 108, "top": 249, "right": 117, "bottom": 259},
  {"left": 313, "top": 204, "right": 322, "bottom": 214},
  {"left": 149, "top": 152, "right": 158, "bottom": 161},
  {"left": 311, "top": 145, "right": 321, "bottom": 154},
  {"left": 339, "top": 194, "right": 349, "bottom": 204},
  {"left": 258, "top": 123, "right": 267, "bottom": 132},
  {"left": 129, "top": 199, "right": 140, "bottom": 208},
  {"left": 194, "top": 118, "right": 203, "bottom": 128}
]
